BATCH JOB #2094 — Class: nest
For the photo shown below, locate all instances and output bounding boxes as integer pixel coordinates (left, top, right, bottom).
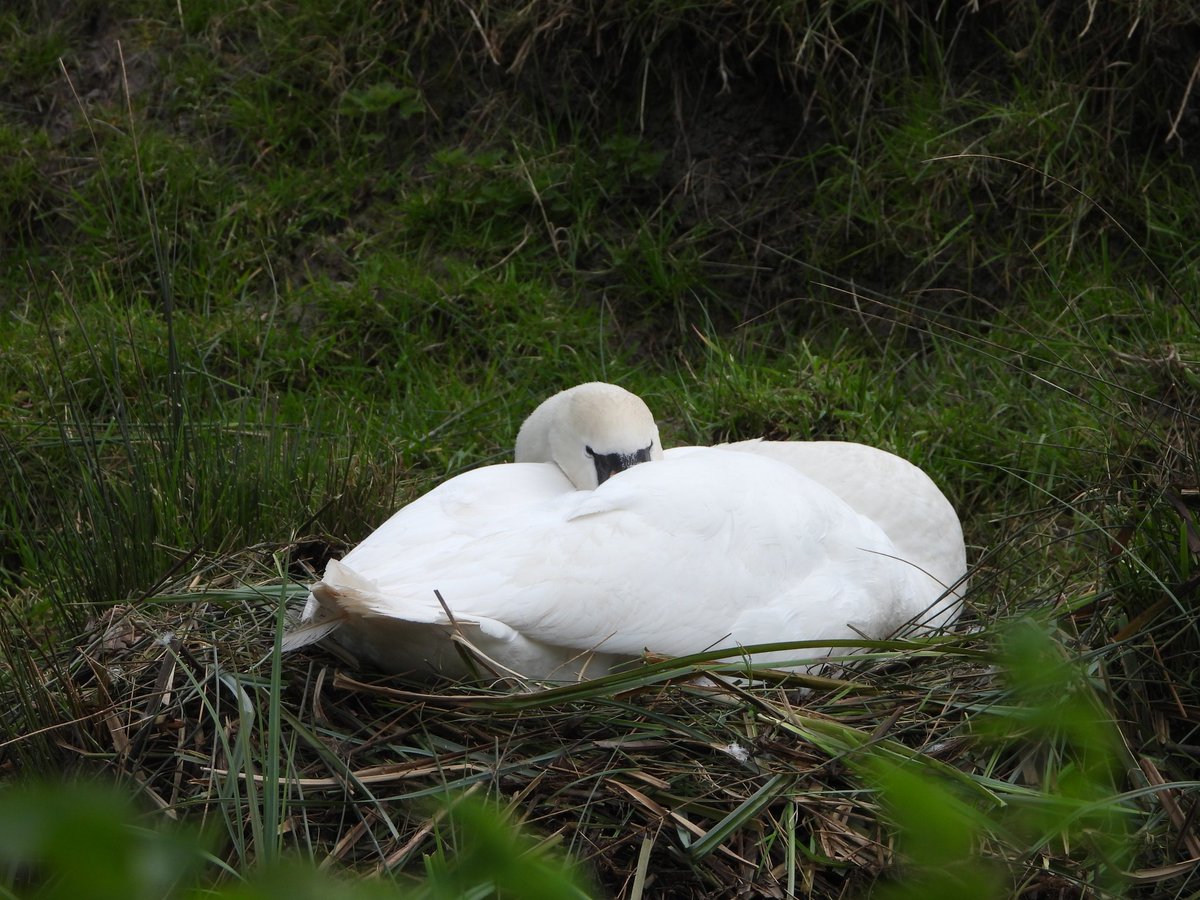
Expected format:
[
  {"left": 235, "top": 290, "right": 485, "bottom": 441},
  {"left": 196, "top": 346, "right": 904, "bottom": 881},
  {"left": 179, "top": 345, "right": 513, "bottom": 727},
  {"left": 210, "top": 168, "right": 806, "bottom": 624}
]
[{"left": 0, "top": 565, "right": 1161, "bottom": 898}]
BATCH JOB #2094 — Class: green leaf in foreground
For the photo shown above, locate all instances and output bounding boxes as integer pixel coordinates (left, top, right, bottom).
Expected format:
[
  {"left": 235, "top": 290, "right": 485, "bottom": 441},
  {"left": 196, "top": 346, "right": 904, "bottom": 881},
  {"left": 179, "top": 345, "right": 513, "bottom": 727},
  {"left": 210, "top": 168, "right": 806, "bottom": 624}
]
[
  {"left": 0, "top": 782, "right": 206, "bottom": 900},
  {"left": 860, "top": 622, "right": 1133, "bottom": 898},
  {"left": 861, "top": 758, "right": 1003, "bottom": 900},
  {"left": 414, "top": 796, "right": 592, "bottom": 900},
  {"left": 0, "top": 783, "right": 591, "bottom": 899}
]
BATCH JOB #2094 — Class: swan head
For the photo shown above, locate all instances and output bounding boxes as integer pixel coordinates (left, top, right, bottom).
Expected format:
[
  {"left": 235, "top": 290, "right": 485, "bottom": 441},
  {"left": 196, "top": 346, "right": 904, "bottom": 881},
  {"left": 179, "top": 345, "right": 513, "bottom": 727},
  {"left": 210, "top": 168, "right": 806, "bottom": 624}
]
[{"left": 515, "top": 382, "right": 663, "bottom": 489}]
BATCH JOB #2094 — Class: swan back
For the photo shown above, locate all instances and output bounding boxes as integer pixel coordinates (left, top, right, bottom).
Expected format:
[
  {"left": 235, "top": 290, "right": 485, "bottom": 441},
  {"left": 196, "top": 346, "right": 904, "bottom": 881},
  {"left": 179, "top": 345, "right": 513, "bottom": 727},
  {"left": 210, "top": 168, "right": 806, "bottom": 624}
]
[
  {"left": 515, "top": 382, "right": 663, "bottom": 488},
  {"left": 307, "top": 449, "right": 931, "bottom": 679},
  {"left": 711, "top": 439, "right": 968, "bottom": 611}
]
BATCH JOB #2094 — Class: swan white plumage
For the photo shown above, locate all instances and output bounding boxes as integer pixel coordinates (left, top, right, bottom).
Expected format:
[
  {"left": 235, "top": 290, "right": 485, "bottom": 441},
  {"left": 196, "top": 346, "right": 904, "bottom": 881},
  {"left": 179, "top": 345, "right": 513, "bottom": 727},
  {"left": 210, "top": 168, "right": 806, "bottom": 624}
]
[
  {"left": 697, "top": 439, "right": 968, "bottom": 607},
  {"left": 295, "top": 382, "right": 965, "bottom": 681},
  {"left": 515, "top": 383, "right": 968, "bottom": 609}
]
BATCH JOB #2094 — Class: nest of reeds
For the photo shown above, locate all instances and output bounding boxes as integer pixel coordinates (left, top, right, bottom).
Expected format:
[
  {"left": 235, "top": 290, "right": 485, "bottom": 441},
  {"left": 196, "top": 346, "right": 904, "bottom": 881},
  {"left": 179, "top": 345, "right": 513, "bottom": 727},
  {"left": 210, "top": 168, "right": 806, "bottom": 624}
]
[{"left": 3, "top": 514, "right": 1192, "bottom": 899}]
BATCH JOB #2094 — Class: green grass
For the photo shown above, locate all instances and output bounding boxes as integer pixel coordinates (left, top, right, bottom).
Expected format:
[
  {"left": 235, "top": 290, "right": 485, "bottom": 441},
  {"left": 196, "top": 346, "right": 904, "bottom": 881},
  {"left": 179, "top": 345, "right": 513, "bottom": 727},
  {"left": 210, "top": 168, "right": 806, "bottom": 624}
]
[{"left": 3, "top": 0, "right": 1200, "bottom": 895}]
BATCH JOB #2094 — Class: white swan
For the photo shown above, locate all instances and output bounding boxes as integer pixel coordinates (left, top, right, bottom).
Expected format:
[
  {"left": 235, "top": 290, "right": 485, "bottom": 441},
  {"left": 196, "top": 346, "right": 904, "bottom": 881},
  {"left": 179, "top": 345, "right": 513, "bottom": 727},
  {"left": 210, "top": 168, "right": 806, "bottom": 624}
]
[{"left": 293, "top": 383, "right": 964, "bottom": 681}]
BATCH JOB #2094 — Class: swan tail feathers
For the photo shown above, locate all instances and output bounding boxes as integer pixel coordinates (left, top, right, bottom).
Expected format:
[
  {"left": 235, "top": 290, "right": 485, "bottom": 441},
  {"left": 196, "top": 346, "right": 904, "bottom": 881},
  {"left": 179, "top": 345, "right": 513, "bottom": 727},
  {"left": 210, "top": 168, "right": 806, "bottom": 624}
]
[
  {"left": 308, "top": 558, "right": 449, "bottom": 625},
  {"left": 281, "top": 612, "right": 345, "bottom": 652}
]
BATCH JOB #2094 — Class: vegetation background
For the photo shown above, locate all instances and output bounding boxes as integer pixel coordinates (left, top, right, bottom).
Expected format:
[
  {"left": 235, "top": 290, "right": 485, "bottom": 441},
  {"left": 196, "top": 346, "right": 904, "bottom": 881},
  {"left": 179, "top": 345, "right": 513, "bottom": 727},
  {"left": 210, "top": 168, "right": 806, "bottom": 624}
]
[{"left": 2, "top": 0, "right": 1198, "bottom": 896}]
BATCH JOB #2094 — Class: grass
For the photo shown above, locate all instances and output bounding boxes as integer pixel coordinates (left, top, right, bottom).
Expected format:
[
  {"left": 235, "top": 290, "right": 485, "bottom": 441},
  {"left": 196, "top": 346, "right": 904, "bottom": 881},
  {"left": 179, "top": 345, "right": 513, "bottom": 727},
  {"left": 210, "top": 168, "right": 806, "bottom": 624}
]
[{"left": 3, "top": 0, "right": 1200, "bottom": 895}]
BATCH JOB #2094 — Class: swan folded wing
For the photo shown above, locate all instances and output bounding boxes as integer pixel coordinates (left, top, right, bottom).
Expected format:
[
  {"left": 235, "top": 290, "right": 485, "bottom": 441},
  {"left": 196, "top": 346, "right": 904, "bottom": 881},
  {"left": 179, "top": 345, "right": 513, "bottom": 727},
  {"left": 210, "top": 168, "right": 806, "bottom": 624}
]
[
  {"left": 300, "top": 451, "right": 789, "bottom": 655},
  {"left": 299, "top": 462, "right": 574, "bottom": 620},
  {"left": 329, "top": 462, "right": 574, "bottom": 577},
  {"left": 299, "top": 448, "right": 935, "bottom": 675},
  {"left": 727, "top": 570, "right": 909, "bottom": 666},
  {"left": 456, "top": 451, "right": 914, "bottom": 658},
  {"left": 678, "top": 440, "right": 968, "bottom": 606}
]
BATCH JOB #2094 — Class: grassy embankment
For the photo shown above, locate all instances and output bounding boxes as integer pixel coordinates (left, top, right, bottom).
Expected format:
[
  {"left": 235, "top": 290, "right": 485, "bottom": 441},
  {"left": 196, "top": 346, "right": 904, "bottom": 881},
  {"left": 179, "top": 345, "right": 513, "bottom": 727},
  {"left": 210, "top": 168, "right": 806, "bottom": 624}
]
[{"left": 2, "top": 1, "right": 1199, "bottom": 896}]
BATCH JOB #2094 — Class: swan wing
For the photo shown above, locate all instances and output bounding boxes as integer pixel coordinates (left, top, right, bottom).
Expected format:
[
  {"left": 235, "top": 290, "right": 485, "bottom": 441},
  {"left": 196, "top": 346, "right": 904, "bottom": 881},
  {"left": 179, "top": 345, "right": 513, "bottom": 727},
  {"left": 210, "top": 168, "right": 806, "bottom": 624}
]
[
  {"left": 670, "top": 440, "right": 967, "bottom": 620},
  {"left": 310, "top": 450, "right": 927, "bottom": 667},
  {"left": 300, "top": 462, "right": 571, "bottom": 616}
]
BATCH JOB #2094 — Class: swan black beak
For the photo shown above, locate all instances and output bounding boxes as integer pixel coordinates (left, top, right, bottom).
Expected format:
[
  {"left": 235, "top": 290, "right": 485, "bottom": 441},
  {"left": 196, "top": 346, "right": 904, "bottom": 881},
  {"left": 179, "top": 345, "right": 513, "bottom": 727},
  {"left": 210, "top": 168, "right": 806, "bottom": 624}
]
[{"left": 592, "top": 445, "right": 654, "bottom": 485}]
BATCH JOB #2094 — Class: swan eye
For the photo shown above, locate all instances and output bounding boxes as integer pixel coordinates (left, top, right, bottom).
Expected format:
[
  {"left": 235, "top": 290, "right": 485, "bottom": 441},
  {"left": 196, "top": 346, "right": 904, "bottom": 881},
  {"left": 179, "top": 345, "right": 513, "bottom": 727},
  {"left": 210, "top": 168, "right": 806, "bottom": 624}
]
[{"left": 585, "top": 445, "right": 595, "bottom": 458}]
